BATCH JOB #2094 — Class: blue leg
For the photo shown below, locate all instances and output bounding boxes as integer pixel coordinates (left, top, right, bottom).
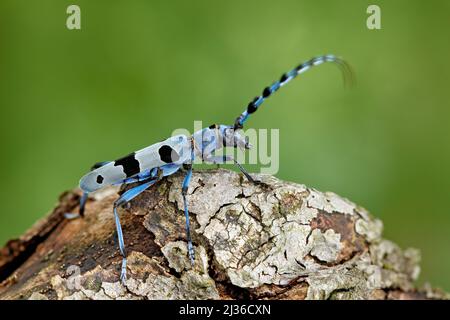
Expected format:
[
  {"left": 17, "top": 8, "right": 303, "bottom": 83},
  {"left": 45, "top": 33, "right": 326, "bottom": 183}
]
[
  {"left": 113, "top": 179, "right": 158, "bottom": 283},
  {"left": 79, "top": 191, "right": 88, "bottom": 216},
  {"left": 118, "top": 168, "right": 158, "bottom": 185},
  {"left": 65, "top": 167, "right": 152, "bottom": 220},
  {"left": 117, "top": 164, "right": 181, "bottom": 185},
  {"left": 233, "top": 159, "right": 261, "bottom": 184},
  {"left": 182, "top": 164, "right": 195, "bottom": 266},
  {"left": 64, "top": 192, "right": 89, "bottom": 219},
  {"left": 65, "top": 161, "right": 111, "bottom": 220},
  {"left": 65, "top": 172, "right": 153, "bottom": 220},
  {"left": 205, "top": 155, "right": 261, "bottom": 184}
]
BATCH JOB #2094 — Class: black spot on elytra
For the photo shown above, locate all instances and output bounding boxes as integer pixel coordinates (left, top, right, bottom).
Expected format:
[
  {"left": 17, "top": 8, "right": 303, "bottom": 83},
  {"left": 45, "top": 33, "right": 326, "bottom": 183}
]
[
  {"left": 114, "top": 152, "right": 140, "bottom": 177},
  {"left": 96, "top": 175, "right": 104, "bottom": 184},
  {"left": 159, "top": 145, "right": 180, "bottom": 163}
]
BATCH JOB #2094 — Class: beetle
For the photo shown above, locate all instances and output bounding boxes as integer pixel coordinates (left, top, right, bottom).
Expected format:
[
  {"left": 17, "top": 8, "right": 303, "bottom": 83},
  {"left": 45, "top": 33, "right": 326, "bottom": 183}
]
[{"left": 65, "top": 54, "right": 352, "bottom": 283}]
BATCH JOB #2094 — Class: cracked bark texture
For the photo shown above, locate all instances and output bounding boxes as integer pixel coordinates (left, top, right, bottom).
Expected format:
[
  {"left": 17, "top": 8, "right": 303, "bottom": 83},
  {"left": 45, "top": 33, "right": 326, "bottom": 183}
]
[{"left": 0, "top": 169, "right": 447, "bottom": 300}]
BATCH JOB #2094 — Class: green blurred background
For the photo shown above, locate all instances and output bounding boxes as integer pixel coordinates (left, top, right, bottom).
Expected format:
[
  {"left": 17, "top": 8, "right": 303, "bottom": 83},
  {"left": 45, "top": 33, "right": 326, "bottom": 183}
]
[{"left": 0, "top": 0, "right": 449, "bottom": 290}]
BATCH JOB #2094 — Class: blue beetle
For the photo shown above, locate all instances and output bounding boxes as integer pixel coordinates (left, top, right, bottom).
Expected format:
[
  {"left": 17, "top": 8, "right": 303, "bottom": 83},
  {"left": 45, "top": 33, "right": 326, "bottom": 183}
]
[{"left": 66, "top": 54, "right": 352, "bottom": 283}]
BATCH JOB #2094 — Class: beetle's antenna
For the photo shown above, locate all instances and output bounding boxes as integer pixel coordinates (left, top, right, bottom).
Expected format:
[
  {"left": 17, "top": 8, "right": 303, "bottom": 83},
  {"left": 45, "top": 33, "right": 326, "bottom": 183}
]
[{"left": 233, "top": 54, "right": 354, "bottom": 130}]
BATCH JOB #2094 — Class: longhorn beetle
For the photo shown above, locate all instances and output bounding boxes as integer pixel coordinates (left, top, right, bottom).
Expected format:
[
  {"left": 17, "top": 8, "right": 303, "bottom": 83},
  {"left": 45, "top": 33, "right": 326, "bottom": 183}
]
[{"left": 65, "top": 54, "right": 353, "bottom": 284}]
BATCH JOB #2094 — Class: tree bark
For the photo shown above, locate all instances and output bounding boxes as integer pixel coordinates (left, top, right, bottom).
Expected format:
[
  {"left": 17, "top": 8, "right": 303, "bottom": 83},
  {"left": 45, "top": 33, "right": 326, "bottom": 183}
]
[{"left": 0, "top": 169, "right": 447, "bottom": 300}]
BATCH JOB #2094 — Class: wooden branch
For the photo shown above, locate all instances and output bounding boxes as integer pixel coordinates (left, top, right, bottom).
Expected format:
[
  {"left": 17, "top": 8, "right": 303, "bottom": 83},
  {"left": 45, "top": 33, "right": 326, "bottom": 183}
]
[{"left": 0, "top": 169, "right": 447, "bottom": 300}]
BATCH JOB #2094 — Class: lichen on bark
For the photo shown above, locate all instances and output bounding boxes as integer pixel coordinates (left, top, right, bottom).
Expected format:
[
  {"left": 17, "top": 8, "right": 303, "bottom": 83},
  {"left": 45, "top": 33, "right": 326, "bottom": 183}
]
[{"left": 0, "top": 169, "right": 447, "bottom": 300}]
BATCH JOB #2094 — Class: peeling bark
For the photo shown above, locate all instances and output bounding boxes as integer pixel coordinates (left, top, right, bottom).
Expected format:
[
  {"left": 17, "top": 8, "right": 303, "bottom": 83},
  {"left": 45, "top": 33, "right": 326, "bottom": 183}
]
[{"left": 0, "top": 169, "right": 447, "bottom": 300}]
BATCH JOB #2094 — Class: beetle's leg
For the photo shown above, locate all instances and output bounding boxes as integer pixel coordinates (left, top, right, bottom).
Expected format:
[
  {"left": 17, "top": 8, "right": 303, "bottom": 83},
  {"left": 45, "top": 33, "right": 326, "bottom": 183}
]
[
  {"left": 66, "top": 168, "right": 155, "bottom": 220},
  {"left": 232, "top": 159, "right": 262, "bottom": 185},
  {"left": 65, "top": 173, "right": 154, "bottom": 220},
  {"left": 119, "top": 168, "right": 158, "bottom": 185},
  {"left": 204, "top": 155, "right": 262, "bottom": 185},
  {"left": 181, "top": 163, "right": 195, "bottom": 266},
  {"left": 65, "top": 162, "right": 112, "bottom": 220},
  {"left": 113, "top": 178, "right": 159, "bottom": 284},
  {"left": 78, "top": 192, "right": 89, "bottom": 216},
  {"left": 64, "top": 192, "right": 89, "bottom": 219}
]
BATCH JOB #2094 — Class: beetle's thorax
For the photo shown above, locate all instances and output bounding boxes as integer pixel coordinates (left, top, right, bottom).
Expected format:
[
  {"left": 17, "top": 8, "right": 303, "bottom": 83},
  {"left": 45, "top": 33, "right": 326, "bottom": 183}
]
[{"left": 192, "top": 124, "right": 250, "bottom": 160}]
